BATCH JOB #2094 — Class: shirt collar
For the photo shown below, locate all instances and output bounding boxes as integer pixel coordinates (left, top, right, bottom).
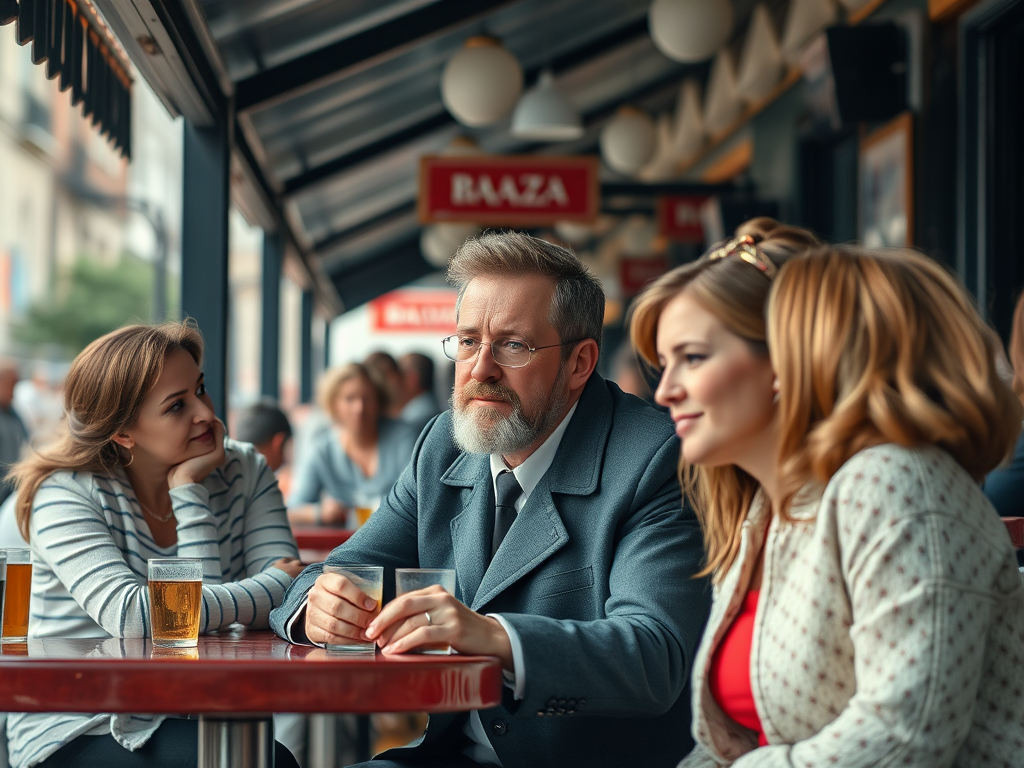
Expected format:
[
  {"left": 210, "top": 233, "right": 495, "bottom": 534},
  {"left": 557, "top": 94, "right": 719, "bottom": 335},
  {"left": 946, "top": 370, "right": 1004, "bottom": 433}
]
[{"left": 489, "top": 401, "right": 579, "bottom": 502}]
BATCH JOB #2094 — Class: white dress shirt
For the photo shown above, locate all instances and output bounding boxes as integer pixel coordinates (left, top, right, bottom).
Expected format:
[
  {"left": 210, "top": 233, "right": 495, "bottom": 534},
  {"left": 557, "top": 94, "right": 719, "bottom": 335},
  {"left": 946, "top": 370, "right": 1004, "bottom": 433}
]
[{"left": 464, "top": 401, "right": 578, "bottom": 766}]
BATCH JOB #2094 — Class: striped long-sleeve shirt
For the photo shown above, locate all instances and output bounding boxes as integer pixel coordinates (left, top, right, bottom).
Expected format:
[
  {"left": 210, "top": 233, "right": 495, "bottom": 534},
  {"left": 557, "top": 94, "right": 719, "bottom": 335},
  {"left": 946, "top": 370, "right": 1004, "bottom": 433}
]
[{"left": 7, "top": 438, "right": 299, "bottom": 768}]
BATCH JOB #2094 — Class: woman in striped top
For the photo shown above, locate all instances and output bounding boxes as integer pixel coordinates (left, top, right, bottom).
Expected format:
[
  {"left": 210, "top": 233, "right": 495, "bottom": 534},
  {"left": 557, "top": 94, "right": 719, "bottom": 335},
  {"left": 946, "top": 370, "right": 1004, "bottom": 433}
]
[{"left": 6, "top": 322, "right": 304, "bottom": 768}]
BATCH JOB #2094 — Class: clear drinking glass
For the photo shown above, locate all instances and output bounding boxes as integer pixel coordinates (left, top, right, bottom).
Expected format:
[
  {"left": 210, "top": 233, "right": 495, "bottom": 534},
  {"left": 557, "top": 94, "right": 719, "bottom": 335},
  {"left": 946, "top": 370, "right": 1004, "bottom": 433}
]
[
  {"left": 1, "top": 549, "right": 30, "bottom": 643},
  {"left": 322, "top": 564, "right": 383, "bottom": 655},
  {"left": 395, "top": 568, "right": 457, "bottom": 655},
  {"left": 147, "top": 558, "right": 203, "bottom": 648}
]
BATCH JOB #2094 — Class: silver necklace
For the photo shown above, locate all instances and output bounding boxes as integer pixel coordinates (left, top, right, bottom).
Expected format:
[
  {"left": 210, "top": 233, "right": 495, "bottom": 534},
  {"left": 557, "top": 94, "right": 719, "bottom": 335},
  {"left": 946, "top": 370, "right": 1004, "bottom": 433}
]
[{"left": 139, "top": 500, "right": 174, "bottom": 523}]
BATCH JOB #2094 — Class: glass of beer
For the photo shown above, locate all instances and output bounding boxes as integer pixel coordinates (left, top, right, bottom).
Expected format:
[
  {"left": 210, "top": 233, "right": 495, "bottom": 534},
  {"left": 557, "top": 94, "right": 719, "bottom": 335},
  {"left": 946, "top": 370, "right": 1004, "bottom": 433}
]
[
  {"left": 2, "top": 549, "right": 30, "bottom": 643},
  {"left": 395, "top": 568, "right": 457, "bottom": 655},
  {"left": 322, "top": 564, "right": 382, "bottom": 655},
  {"left": 147, "top": 558, "right": 203, "bottom": 648},
  {"left": 352, "top": 494, "right": 380, "bottom": 528}
]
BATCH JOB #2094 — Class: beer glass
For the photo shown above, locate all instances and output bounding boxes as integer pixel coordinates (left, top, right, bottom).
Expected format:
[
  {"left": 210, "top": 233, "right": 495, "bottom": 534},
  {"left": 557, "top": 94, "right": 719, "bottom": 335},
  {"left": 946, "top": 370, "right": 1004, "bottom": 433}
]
[
  {"left": 352, "top": 494, "right": 380, "bottom": 528},
  {"left": 395, "top": 568, "right": 457, "bottom": 654},
  {"left": 1, "top": 549, "right": 30, "bottom": 643},
  {"left": 147, "top": 558, "right": 203, "bottom": 648},
  {"left": 322, "top": 564, "right": 383, "bottom": 655}
]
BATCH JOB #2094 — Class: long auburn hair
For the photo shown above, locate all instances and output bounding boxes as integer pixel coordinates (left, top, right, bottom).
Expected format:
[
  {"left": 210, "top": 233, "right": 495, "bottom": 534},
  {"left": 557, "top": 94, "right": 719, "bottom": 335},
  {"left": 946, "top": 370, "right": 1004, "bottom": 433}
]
[
  {"left": 769, "top": 246, "right": 1021, "bottom": 513},
  {"left": 10, "top": 322, "right": 204, "bottom": 541},
  {"left": 629, "top": 217, "right": 822, "bottom": 579}
]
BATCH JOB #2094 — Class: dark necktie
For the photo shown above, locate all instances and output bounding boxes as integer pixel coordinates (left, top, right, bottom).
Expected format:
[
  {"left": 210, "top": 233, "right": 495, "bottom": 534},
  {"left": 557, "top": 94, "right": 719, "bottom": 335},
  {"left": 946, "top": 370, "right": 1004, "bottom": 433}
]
[{"left": 491, "top": 470, "right": 523, "bottom": 561}]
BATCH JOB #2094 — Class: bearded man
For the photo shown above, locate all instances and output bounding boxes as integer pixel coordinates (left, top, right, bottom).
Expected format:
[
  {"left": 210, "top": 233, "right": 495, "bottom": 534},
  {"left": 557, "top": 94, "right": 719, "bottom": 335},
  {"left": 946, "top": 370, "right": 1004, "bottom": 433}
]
[{"left": 271, "top": 232, "right": 710, "bottom": 768}]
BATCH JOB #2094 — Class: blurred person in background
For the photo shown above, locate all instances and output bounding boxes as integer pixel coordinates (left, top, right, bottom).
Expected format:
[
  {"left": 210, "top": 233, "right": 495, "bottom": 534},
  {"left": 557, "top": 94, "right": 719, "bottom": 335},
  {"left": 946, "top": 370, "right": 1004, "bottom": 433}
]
[
  {"left": 398, "top": 352, "right": 441, "bottom": 434},
  {"left": 6, "top": 322, "right": 303, "bottom": 768},
  {"left": 364, "top": 351, "right": 404, "bottom": 419},
  {"left": 13, "top": 362, "right": 64, "bottom": 449},
  {"left": 983, "top": 291, "right": 1024, "bottom": 565},
  {"left": 234, "top": 398, "right": 294, "bottom": 497},
  {"left": 984, "top": 291, "right": 1024, "bottom": 516},
  {"left": 0, "top": 360, "right": 27, "bottom": 506},
  {"left": 288, "top": 363, "right": 417, "bottom": 528}
]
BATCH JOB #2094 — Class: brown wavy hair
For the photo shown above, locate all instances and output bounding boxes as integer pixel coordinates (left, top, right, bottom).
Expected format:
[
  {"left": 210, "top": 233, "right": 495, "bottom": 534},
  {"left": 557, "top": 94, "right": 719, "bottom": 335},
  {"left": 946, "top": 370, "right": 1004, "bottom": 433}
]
[
  {"left": 10, "top": 322, "right": 204, "bottom": 541},
  {"left": 629, "top": 217, "right": 822, "bottom": 579},
  {"left": 769, "top": 246, "right": 1021, "bottom": 514}
]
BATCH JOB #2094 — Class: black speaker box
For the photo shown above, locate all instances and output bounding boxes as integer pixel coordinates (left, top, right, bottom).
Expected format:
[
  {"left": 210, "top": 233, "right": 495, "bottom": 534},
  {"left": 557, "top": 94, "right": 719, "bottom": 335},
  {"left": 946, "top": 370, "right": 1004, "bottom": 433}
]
[{"left": 825, "top": 23, "right": 907, "bottom": 123}]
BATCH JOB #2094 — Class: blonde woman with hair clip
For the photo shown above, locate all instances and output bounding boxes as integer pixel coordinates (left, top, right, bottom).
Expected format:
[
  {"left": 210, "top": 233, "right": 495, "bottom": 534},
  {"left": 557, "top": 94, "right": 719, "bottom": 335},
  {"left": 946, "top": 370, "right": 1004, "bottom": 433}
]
[
  {"left": 635, "top": 240, "right": 1024, "bottom": 767},
  {"left": 6, "top": 322, "right": 303, "bottom": 768}
]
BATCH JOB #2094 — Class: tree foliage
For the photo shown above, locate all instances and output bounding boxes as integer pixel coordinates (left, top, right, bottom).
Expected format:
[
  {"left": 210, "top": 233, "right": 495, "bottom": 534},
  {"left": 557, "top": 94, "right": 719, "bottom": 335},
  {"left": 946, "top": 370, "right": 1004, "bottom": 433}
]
[{"left": 12, "top": 255, "right": 154, "bottom": 357}]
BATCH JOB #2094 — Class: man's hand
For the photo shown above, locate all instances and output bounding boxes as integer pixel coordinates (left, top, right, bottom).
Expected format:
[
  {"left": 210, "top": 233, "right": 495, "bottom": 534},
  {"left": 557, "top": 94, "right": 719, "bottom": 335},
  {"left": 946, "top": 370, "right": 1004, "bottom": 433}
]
[
  {"left": 365, "top": 586, "right": 514, "bottom": 671},
  {"left": 168, "top": 418, "right": 227, "bottom": 488},
  {"left": 304, "top": 571, "right": 380, "bottom": 647}
]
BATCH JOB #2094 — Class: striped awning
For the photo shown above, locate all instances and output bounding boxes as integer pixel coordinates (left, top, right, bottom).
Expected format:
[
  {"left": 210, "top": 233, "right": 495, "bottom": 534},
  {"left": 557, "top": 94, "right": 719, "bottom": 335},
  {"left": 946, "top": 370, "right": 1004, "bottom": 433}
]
[{"left": 1, "top": 0, "right": 132, "bottom": 159}]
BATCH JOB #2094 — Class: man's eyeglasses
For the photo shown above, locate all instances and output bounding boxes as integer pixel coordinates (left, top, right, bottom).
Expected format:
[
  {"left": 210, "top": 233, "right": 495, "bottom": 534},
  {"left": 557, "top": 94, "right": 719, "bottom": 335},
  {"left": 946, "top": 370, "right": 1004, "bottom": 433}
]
[
  {"left": 706, "top": 234, "right": 777, "bottom": 279},
  {"left": 441, "top": 335, "right": 576, "bottom": 369}
]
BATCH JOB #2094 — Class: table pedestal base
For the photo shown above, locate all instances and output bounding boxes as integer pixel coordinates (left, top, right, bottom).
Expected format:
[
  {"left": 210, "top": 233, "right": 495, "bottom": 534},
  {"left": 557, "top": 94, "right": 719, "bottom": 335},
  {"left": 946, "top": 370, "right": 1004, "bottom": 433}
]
[{"left": 198, "top": 715, "right": 275, "bottom": 768}]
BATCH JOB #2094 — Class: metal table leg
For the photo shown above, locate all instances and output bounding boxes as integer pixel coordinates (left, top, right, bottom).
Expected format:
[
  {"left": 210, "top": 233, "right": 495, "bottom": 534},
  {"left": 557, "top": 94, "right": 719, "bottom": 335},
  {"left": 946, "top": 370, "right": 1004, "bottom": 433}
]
[{"left": 198, "top": 715, "right": 276, "bottom": 768}]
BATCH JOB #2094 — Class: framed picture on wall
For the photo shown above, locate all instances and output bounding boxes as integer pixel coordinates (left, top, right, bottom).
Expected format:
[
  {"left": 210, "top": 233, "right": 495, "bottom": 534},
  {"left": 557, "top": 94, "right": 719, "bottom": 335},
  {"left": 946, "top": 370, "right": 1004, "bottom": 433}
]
[{"left": 859, "top": 112, "right": 913, "bottom": 248}]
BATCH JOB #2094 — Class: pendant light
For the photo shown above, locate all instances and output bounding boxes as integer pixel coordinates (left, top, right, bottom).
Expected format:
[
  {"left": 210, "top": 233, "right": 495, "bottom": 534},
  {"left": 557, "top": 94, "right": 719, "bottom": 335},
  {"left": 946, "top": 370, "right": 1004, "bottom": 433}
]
[
  {"left": 510, "top": 70, "right": 583, "bottom": 141},
  {"left": 441, "top": 36, "right": 523, "bottom": 127}
]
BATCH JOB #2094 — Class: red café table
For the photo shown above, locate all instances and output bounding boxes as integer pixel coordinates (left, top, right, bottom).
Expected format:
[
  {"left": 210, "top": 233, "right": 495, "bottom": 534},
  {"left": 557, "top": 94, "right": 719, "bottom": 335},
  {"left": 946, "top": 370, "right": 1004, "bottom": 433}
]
[
  {"left": 293, "top": 527, "right": 354, "bottom": 563},
  {"left": 0, "top": 629, "right": 502, "bottom": 768}
]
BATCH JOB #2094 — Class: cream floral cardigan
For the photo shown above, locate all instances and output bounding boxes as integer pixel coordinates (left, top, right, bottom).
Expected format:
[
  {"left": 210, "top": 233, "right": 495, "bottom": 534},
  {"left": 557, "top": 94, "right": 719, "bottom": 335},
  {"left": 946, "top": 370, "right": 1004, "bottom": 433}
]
[{"left": 679, "top": 443, "right": 1024, "bottom": 768}]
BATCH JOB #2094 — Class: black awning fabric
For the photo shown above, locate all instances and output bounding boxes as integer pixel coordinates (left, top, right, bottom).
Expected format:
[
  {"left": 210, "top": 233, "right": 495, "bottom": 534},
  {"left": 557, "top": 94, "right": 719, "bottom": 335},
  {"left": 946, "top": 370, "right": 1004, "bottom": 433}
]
[{"left": 2, "top": 0, "right": 132, "bottom": 159}]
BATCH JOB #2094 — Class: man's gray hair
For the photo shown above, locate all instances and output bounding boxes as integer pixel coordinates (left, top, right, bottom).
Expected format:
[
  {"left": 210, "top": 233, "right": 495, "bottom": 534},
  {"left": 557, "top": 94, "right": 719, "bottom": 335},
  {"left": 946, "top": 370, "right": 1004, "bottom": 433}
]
[{"left": 447, "top": 231, "right": 605, "bottom": 359}]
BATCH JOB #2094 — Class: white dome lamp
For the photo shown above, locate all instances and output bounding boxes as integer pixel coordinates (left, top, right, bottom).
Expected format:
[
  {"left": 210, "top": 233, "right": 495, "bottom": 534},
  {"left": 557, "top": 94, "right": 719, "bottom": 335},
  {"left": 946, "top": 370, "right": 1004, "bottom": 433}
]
[
  {"left": 600, "top": 106, "right": 657, "bottom": 177},
  {"left": 510, "top": 70, "right": 584, "bottom": 141},
  {"left": 648, "top": 0, "right": 735, "bottom": 63},
  {"left": 441, "top": 36, "right": 523, "bottom": 127}
]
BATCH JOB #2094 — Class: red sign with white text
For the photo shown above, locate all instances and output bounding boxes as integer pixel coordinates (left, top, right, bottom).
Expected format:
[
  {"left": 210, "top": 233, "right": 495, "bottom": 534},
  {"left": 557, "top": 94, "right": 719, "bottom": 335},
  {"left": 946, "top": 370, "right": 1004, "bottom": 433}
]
[
  {"left": 620, "top": 256, "right": 669, "bottom": 296},
  {"left": 658, "top": 195, "right": 709, "bottom": 242},
  {"left": 418, "top": 155, "right": 600, "bottom": 225},
  {"left": 369, "top": 290, "right": 457, "bottom": 334}
]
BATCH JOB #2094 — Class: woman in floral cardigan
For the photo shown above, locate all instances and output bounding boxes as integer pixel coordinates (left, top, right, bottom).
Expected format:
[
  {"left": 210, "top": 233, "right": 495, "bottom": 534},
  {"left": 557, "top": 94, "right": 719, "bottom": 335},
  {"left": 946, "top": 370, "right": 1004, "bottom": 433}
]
[{"left": 632, "top": 240, "right": 1023, "bottom": 767}]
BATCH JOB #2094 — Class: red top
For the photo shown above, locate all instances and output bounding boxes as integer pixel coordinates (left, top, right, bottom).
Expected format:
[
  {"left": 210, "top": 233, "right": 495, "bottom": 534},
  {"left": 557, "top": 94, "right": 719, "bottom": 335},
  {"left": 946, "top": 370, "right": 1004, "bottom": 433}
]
[{"left": 709, "top": 590, "right": 768, "bottom": 747}]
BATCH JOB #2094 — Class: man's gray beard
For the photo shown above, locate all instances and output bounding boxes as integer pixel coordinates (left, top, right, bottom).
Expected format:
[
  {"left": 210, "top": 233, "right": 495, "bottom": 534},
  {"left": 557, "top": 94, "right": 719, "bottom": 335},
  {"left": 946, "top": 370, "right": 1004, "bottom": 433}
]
[{"left": 450, "top": 369, "right": 569, "bottom": 455}]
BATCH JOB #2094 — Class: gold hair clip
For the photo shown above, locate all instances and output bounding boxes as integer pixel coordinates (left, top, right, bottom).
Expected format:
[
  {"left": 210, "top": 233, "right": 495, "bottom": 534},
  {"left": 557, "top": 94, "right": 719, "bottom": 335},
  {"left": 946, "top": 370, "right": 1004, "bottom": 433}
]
[{"left": 707, "top": 234, "right": 777, "bottom": 279}]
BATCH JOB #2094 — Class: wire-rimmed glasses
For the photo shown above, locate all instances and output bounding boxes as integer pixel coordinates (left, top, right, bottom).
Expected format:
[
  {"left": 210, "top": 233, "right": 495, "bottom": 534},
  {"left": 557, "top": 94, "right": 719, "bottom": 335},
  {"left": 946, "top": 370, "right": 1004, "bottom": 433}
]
[{"left": 441, "top": 335, "right": 576, "bottom": 368}]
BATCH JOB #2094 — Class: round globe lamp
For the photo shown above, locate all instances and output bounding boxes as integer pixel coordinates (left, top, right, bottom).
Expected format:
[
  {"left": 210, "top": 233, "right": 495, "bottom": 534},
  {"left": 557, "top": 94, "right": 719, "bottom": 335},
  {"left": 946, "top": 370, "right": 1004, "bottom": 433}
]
[
  {"left": 441, "top": 36, "right": 523, "bottom": 127},
  {"left": 600, "top": 106, "right": 656, "bottom": 176},
  {"left": 648, "top": 0, "right": 734, "bottom": 63}
]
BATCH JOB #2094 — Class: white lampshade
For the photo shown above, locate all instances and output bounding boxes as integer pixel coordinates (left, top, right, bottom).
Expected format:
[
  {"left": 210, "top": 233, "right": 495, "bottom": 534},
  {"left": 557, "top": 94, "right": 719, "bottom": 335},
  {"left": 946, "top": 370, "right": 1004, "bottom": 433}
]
[
  {"left": 672, "top": 79, "right": 706, "bottom": 162},
  {"left": 781, "top": 0, "right": 837, "bottom": 64},
  {"left": 703, "top": 49, "right": 742, "bottom": 136},
  {"left": 510, "top": 70, "right": 583, "bottom": 141},
  {"left": 600, "top": 106, "right": 656, "bottom": 176},
  {"left": 441, "top": 36, "right": 523, "bottom": 127},
  {"left": 421, "top": 223, "right": 481, "bottom": 268},
  {"left": 736, "top": 3, "right": 784, "bottom": 103},
  {"left": 648, "top": 0, "right": 734, "bottom": 63}
]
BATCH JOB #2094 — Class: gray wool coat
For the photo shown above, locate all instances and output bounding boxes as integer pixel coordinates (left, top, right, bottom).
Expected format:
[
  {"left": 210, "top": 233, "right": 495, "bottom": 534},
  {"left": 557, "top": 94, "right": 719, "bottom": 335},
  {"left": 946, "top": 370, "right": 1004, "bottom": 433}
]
[{"left": 271, "top": 374, "right": 711, "bottom": 768}]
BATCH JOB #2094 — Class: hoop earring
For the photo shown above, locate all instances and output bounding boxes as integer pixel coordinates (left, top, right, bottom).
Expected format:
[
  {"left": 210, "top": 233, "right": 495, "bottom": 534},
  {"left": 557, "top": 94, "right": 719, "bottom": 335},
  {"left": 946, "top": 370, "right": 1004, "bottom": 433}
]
[{"left": 123, "top": 448, "right": 134, "bottom": 467}]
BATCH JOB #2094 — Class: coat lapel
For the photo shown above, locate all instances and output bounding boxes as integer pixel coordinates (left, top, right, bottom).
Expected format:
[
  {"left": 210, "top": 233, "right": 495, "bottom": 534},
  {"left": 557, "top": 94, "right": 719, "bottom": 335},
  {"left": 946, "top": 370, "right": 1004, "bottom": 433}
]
[
  {"left": 473, "top": 483, "right": 569, "bottom": 610},
  {"left": 444, "top": 452, "right": 492, "bottom": 608}
]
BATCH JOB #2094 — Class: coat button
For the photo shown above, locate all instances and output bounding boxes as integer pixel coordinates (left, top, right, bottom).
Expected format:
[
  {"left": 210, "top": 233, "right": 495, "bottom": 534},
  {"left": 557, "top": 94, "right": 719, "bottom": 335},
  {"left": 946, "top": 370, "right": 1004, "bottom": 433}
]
[
  {"left": 491, "top": 719, "right": 508, "bottom": 736},
  {"left": 577, "top": 699, "right": 587, "bottom": 710},
  {"left": 545, "top": 697, "right": 557, "bottom": 708}
]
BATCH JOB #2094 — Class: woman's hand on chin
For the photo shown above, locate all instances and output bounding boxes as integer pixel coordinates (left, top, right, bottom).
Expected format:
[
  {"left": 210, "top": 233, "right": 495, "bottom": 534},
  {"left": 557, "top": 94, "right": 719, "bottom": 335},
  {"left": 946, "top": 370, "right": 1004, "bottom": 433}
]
[{"left": 168, "top": 418, "right": 227, "bottom": 488}]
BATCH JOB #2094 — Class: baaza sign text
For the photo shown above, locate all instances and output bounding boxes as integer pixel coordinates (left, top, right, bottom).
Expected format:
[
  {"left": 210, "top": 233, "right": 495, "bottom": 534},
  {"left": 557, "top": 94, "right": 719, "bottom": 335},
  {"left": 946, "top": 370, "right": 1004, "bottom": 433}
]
[{"left": 418, "top": 155, "right": 599, "bottom": 225}]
